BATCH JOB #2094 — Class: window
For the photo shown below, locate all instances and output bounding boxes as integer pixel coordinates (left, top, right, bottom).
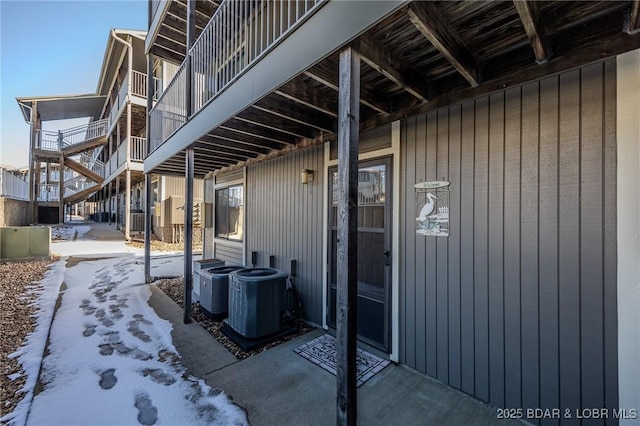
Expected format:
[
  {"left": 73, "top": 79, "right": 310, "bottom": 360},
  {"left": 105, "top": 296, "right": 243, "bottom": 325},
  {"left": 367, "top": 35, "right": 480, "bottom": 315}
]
[{"left": 215, "top": 184, "right": 243, "bottom": 241}]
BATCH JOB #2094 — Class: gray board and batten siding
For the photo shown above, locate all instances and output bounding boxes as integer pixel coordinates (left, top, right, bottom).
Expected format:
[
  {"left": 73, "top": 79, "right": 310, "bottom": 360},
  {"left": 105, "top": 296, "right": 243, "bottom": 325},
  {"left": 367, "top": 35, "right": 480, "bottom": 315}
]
[
  {"left": 246, "top": 145, "right": 325, "bottom": 326},
  {"left": 400, "top": 59, "right": 617, "bottom": 419},
  {"left": 206, "top": 59, "right": 618, "bottom": 417}
]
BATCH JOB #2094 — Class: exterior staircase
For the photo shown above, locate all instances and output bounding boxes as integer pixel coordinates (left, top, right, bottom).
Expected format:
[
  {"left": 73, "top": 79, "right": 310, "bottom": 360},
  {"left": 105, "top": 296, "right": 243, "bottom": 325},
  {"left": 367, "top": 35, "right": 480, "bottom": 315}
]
[{"left": 34, "top": 118, "right": 109, "bottom": 205}]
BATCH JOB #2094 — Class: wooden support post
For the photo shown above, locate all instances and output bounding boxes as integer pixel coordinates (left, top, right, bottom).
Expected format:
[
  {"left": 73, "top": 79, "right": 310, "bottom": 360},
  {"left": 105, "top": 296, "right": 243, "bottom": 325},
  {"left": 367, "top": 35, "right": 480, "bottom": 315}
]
[
  {"left": 183, "top": 0, "right": 196, "bottom": 324},
  {"left": 336, "top": 43, "right": 360, "bottom": 426}
]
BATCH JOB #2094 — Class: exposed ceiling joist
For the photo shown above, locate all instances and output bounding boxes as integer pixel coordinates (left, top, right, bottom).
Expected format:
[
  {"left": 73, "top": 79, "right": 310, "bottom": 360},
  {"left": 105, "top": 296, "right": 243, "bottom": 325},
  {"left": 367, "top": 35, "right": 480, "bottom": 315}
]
[
  {"left": 236, "top": 108, "right": 317, "bottom": 139},
  {"left": 252, "top": 98, "right": 336, "bottom": 133},
  {"left": 224, "top": 119, "right": 297, "bottom": 146},
  {"left": 304, "top": 64, "right": 390, "bottom": 114},
  {"left": 190, "top": 145, "right": 249, "bottom": 162},
  {"left": 407, "top": 1, "right": 479, "bottom": 87},
  {"left": 275, "top": 80, "right": 337, "bottom": 117},
  {"left": 216, "top": 126, "right": 287, "bottom": 150},
  {"left": 359, "top": 33, "right": 430, "bottom": 103},
  {"left": 513, "top": 0, "right": 551, "bottom": 63},
  {"left": 199, "top": 134, "right": 268, "bottom": 156},
  {"left": 208, "top": 128, "right": 282, "bottom": 151}
]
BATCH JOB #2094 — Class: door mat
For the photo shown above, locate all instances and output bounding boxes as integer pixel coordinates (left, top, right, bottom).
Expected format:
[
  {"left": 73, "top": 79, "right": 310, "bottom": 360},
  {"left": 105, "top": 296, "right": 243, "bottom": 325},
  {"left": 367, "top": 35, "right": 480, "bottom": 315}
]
[{"left": 293, "top": 334, "right": 390, "bottom": 387}]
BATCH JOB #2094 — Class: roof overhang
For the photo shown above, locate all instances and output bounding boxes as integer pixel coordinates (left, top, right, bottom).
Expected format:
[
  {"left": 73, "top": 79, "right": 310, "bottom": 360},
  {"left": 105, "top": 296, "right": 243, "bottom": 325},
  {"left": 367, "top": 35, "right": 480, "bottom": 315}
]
[{"left": 16, "top": 94, "right": 107, "bottom": 123}]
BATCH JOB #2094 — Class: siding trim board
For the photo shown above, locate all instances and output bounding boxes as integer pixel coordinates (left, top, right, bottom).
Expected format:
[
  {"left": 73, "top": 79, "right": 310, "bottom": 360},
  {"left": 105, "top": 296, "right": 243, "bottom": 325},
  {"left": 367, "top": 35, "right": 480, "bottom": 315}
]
[
  {"left": 616, "top": 49, "right": 640, "bottom": 423},
  {"left": 400, "top": 59, "right": 618, "bottom": 415}
]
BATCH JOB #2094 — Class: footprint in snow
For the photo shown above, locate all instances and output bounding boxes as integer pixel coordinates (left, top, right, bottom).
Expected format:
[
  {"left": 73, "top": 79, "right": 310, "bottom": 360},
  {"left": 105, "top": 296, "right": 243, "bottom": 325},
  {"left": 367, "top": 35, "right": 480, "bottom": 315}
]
[
  {"left": 82, "top": 324, "right": 97, "bottom": 337},
  {"left": 134, "top": 393, "right": 158, "bottom": 426},
  {"left": 99, "top": 368, "right": 117, "bottom": 389},
  {"left": 140, "top": 368, "right": 176, "bottom": 386}
]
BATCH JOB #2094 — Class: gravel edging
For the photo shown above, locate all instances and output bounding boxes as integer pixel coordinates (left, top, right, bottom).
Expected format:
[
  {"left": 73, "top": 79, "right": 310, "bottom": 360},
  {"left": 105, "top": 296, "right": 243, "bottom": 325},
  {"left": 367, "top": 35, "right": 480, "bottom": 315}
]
[
  {"left": 0, "top": 259, "right": 54, "bottom": 419},
  {"left": 154, "top": 277, "right": 313, "bottom": 360}
]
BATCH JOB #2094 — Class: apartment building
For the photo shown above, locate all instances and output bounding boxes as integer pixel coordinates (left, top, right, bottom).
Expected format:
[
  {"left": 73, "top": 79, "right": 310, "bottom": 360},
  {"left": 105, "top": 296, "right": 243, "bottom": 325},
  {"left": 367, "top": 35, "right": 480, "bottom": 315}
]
[{"left": 17, "top": 28, "right": 201, "bottom": 241}]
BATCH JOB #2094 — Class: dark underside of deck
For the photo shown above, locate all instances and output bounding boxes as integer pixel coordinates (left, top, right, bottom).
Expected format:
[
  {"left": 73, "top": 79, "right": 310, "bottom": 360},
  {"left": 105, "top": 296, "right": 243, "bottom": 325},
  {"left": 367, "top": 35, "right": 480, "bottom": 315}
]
[{"left": 148, "top": 0, "right": 640, "bottom": 177}]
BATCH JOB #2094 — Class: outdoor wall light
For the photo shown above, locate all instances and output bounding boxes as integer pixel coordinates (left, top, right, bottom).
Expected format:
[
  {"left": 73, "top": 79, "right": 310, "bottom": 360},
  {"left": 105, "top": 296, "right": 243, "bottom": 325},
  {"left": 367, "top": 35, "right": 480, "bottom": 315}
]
[{"left": 301, "top": 169, "right": 314, "bottom": 184}]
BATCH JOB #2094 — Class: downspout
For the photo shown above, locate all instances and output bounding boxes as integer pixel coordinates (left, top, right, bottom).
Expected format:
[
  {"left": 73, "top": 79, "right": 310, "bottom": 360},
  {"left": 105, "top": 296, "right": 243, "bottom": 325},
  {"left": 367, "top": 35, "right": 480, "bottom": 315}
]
[{"left": 111, "top": 30, "right": 133, "bottom": 240}]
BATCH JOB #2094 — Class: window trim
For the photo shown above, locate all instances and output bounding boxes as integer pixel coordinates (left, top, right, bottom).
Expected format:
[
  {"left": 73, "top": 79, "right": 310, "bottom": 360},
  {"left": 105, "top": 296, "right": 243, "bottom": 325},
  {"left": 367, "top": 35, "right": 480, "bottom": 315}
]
[{"left": 214, "top": 181, "right": 244, "bottom": 242}]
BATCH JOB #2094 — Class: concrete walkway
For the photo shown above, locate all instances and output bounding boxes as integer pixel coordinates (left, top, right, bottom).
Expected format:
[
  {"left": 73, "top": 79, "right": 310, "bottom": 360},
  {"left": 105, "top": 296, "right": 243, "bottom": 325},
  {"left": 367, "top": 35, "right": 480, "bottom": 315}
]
[
  {"left": 150, "top": 288, "right": 521, "bottom": 426},
  {"left": 43, "top": 221, "right": 519, "bottom": 425}
]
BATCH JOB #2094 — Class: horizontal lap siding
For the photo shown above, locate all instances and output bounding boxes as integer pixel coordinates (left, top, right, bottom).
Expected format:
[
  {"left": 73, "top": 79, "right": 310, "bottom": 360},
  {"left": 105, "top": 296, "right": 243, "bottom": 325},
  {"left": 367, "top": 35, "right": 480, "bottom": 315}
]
[
  {"left": 400, "top": 60, "right": 617, "bottom": 419},
  {"left": 246, "top": 146, "right": 324, "bottom": 325}
]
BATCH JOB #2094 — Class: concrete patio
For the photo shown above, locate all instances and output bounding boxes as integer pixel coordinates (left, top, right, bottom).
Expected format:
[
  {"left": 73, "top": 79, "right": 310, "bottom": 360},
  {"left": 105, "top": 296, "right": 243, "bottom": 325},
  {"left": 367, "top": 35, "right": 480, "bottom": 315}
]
[{"left": 150, "top": 286, "right": 521, "bottom": 426}]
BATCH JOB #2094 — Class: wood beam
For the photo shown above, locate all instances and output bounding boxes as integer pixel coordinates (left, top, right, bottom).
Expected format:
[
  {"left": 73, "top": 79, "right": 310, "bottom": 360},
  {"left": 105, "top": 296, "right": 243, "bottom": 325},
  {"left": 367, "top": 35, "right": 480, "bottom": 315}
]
[
  {"left": 513, "top": 0, "right": 551, "bottom": 64},
  {"left": 407, "top": 1, "right": 479, "bottom": 87},
  {"left": 358, "top": 18, "right": 640, "bottom": 136},
  {"left": 359, "top": 34, "right": 430, "bottom": 102},
  {"left": 235, "top": 108, "right": 317, "bottom": 139},
  {"left": 252, "top": 98, "right": 336, "bottom": 133},
  {"left": 275, "top": 80, "right": 338, "bottom": 117},
  {"left": 336, "top": 44, "right": 359, "bottom": 426},
  {"left": 222, "top": 119, "right": 297, "bottom": 146},
  {"left": 304, "top": 62, "right": 391, "bottom": 114},
  {"left": 209, "top": 128, "right": 283, "bottom": 151},
  {"left": 627, "top": 0, "right": 640, "bottom": 34},
  {"left": 199, "top": 134, "right": 268, "bottom": 156}
]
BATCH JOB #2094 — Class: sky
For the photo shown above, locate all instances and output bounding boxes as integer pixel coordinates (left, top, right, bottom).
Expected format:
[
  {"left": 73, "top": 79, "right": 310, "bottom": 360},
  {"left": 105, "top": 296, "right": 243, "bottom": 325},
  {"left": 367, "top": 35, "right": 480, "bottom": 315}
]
[
  {"left": 0, "top": 1, "right": 148, "bottom": 169},
  {"left": 2, "top": 224, "right": 247, "bottom": 426}
]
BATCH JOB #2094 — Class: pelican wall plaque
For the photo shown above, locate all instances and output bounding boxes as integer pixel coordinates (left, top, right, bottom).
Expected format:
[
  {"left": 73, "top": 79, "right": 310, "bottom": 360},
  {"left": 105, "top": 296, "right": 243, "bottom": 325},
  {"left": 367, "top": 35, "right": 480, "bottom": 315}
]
[{"left": 415, "top": 181, "right": 449, "bottom": 237}]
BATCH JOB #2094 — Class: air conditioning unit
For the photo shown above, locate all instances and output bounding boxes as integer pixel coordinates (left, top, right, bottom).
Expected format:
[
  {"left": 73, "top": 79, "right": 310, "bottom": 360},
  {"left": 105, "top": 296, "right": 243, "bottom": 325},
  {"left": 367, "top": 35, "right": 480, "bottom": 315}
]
[
  {"left": 199, "top": 265, "right": 245, "bottom": 319},
  {"left": 192, "top": 258, "right": 224, "bottom": 302},
  {"left": 228, "top": 268, "right": 287, "bottom": 339}
]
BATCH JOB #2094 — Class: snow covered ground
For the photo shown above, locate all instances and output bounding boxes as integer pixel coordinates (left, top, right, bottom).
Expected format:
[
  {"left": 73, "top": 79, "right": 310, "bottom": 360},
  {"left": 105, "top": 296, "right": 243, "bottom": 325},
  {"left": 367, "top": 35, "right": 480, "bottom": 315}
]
[
  {"left": 2, "top": 225, "right": 246, "bottom": 426},
  {"left": 49, "top": 223, "right": 91, "bottom": 241}
]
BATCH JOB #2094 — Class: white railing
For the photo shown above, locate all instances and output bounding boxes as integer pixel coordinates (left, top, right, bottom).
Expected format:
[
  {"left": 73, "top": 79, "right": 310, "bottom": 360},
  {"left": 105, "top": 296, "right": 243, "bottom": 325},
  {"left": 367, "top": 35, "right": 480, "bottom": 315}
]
[
  {"left": 64, "top": 176, "right": 96, "bottom": 197},
  {"left": 60, "top": 119, "right": 109, "bottom": 147},
  {"left": 150, "top": 0, "right": 324, "bottom": 151},
  {"left": 38, "top": 183, "right": 59, "bottom": 202},
  {"left": 35, "top": 130, "right": 60, "bottom": 151},
  {"left": 78, "top": 152, "right": 105, "bottom": 177},
  {"left": 132, "top": 70, "right": 146, "bottom": 98},
  {"left": 117, "top": 141, "right": 128, "bottom": 167},
  {"left": 0, "top": 169, "right": 29, "bottom": 201},
  {"left": 131, "top": 137, "right": 146, "bottom": 161},
  {"left": 131, "top": 70, "right": 162, "bottom": 100},
  {"left": 109, "top": 75, "right": 129, "bottom": 127},
  {"left": 35, "top": 119, "right": 108, "bottom": 152}
]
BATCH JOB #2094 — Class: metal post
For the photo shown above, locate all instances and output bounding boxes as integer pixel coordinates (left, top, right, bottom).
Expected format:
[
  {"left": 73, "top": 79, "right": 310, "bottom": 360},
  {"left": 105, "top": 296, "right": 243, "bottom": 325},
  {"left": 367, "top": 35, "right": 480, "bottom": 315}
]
[
  {"left": 144, "top": 44, "right": 154, "bottom": 283},
  {"left": 59, "top": 154, "right": 65, "bottom": 223},
  {"left": 125, "top": 169, "right": 131, "bottom": 239},
  {"left": 336, "top": 43, "right": 360, "bottom": 426},
  {"left": 184, "top": 148, "right": 194, "bottom": 324},
  {"left": 28, "top": 103, "right": 36, "bottom": 224},
  {"left": 183, "top": 0, "right": 196, "bottom": 324},
  {"left": 115, "top": 176, "right": 120, "bottom": 230}
]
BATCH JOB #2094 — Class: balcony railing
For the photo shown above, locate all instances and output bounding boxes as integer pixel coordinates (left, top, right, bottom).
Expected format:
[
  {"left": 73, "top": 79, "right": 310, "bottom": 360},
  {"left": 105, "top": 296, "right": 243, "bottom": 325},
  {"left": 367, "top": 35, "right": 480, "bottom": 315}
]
[
  {"left": 78, "top": 152, "right": 105, "bottom": 177},
  {"left": 61, "top": 119, "right": 109, "bottom": 146},
  {"left": 35, "top": 119, "right": 109, "bottom": 151},
  {"left": 150, "top": 0, "right": 324, "bottom": 151},
  {"left": 109, "top": 75, "right": 129, "bottom": 127},
  {"left": 0, "top": 169, "right": 29, "bottom": 201},
  {"left": 38, "top": 183, "right": 60, "bottom": 202},
  {"left": 131, "top": 70, "right": 162, "bottom": 101},
  {"left": 131, "top": 137, "right": 146, "bottom": 161}
]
